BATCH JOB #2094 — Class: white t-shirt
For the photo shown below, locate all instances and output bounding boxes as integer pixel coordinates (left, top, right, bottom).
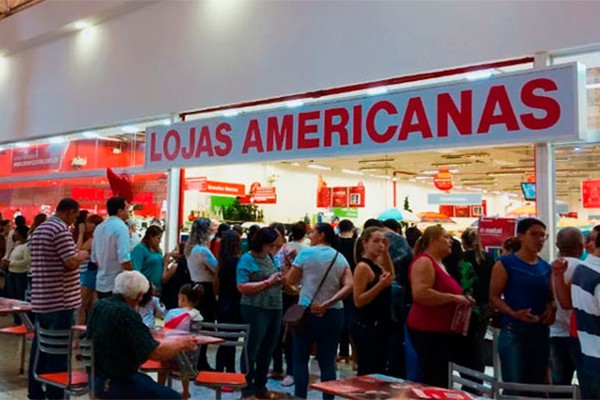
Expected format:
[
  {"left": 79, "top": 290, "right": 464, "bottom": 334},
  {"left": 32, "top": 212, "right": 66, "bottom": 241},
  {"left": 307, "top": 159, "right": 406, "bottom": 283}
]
[
  {"left": 186, "top": 244, "right": 218, "bottom": 283},
  {"left": 293, "top": 245, "right": 349, "bottom": 309},
  {"left": 550, "top": 256, "right": 579, "bottom": 337}
]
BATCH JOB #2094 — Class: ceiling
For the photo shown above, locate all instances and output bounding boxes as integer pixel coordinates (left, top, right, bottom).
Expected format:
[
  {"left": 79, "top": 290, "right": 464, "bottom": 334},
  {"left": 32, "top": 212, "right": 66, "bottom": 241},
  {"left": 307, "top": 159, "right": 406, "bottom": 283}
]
[
  {"left": 279, "top": 143, "right": 600, "bottom": 205},
  {"left": 0, "top": 0, "right": 43, "bottom": 21}
]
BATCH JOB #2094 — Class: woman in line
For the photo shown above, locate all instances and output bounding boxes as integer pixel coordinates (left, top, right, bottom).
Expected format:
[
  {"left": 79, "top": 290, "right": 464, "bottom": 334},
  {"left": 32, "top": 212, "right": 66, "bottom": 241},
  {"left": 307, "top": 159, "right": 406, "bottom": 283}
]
[
  {"left": 27, "top": 213, "right": 47, "bottom": 239},
  {"left": 353, "top": 227, "right": 394, "bottom": 375},
  {"left": 185, "top": 218, "right": 219, "bottom": 371},
  {"left": 490, "top": 218, "right": 555, "bottom": 387},
  {"left": 215, "top": 230, "right": 243, "bottom": 372},
  {"left": 236, "top": 227, "right": 283, "bottom": 400},
  {"left": 210, "top": 222, "right": 230, "bottom": 258},
  {"left": 131, "top": 225, "right": 176, "bottom": 295},
  {"left": 335, "top": 219, "right": 357, "bottom": 365},
  {"left": 77, "top": 214, "right": 103, "bottom": 325},
  {"left": 407, "top": 225, "right": 474, "bottom": 387},
  {"left": 287, "top": 222, "right": 353, "bottom": 400},
  {"left": 7, "top": 225, "right": 30, "bottom": 324}
]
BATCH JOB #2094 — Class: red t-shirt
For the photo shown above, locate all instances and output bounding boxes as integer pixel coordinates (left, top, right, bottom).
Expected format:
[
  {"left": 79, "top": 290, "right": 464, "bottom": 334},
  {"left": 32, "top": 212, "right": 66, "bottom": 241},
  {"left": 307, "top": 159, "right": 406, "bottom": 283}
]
[{"left": 407, "top": 253, "right": 463, "bottom": 333}]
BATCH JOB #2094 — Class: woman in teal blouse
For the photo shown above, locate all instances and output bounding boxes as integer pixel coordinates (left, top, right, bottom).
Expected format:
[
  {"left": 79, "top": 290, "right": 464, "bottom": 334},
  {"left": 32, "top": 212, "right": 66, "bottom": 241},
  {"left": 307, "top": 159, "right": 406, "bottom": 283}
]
[{"left": 131, "top": 225, "right": 175, "bottom": 294}]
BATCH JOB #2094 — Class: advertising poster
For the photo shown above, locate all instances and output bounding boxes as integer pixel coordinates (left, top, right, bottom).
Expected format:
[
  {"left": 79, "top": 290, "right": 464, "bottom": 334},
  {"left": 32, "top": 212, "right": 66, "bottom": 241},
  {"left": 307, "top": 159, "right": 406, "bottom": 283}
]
[
  {"left": 332, "top": 187, "right": 349, "bottom": 208},
  {"left": 582, "top": 180, "right": 600, "bottom": 209},
  {"left": 478, "top": 217, "right": 516, "bottom": 249}
]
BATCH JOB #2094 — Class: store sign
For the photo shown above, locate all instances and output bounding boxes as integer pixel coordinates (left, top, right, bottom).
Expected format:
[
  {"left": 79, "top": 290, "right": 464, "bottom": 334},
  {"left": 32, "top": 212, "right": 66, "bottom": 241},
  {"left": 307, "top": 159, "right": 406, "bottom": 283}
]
[
  {"left": 12, "top": 143, "right": 67, "bottom": 173},
  {"left": 239, "top": 186, "right": 277, "bottom": 204},
  {"left": 146, "top": 64, "right": 583, "bottom": 169},
  {"left": 433, "top": 168, "right": 453, "bottom": 191},
  {"left": 186, "top": 177, "right": 245, "bottom": 196},
  {"left": 428, "top": 193, "right": 482, "bottom": 205},
  {"left": 349, "top": 184, "right": 365, "bottom": 208},
  {"left": 333, "top": 208, "right": 359, "bottom": 219},
  {"left": 478, "top": 217, "right": 516, "bottom": 249},
  {"left": 582, "top": 180, "right": 600, "bottom": 209},
  {"left": 332, "top": 187, "right": 349, "bottom": 208}
]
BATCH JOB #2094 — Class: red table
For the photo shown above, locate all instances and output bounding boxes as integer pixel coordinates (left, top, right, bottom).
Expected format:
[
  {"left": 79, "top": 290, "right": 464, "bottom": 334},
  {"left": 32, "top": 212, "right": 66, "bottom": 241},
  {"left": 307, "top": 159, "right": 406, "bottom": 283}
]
[
  {"left": 0, "top": 297, "right": 34, "bottom": 330},
  {"left": 73, "top": 325, "right": 225, "bottom": 346},
  {"left": 311, "top": 374, "right": 475, "bottom": 400}
]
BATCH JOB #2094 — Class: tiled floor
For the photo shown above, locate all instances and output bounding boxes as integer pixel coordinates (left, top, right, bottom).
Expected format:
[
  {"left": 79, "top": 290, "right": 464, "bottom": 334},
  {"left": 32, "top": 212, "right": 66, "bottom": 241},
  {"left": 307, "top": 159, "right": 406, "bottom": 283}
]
[{"left": 0, "top": 315, "right": 354, "bottom": 399}]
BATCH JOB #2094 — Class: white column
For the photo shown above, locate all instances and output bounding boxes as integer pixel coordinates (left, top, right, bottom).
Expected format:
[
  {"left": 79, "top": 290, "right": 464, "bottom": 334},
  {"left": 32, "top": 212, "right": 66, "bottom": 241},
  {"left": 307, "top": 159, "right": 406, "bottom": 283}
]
[
  {"left": 534, "top": 52, "right": 556, "bottom": 261},
  {"left": 165, "top": 167, "right": 181, "bottom": 254}
]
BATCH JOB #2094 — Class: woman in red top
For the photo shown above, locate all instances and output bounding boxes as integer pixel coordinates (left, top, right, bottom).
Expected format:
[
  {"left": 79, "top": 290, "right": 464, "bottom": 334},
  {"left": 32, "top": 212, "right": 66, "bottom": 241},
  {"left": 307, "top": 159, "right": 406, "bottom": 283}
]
[{"left": 407, "top": 225, "right": 474, "bottom": 387}]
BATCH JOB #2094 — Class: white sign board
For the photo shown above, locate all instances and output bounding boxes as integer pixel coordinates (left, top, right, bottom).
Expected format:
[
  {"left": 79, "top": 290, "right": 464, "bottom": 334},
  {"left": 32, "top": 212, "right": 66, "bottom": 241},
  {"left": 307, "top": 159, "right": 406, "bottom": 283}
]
[{"left": 145, "top": 63, "right": 585, "bottom": 169}]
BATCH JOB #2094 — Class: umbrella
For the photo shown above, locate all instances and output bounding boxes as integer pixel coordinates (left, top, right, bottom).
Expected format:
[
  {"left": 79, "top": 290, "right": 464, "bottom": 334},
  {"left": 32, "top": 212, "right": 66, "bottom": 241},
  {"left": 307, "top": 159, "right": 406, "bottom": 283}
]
[
  {"left": 377, "top": 208, "right": 421, "bottom": 223},
  {"left": 417, "top": 211, "right": 455, "bottom": 224},
  {"left": 506, "top": 203, "right": 537, "bottom": 217}
]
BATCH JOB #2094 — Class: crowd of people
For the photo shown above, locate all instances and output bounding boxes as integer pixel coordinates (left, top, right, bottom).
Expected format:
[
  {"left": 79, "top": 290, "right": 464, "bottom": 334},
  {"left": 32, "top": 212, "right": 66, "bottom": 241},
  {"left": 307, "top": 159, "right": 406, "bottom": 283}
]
[{"left": 1, "top": 197, "right": 599, "bottom": 399}]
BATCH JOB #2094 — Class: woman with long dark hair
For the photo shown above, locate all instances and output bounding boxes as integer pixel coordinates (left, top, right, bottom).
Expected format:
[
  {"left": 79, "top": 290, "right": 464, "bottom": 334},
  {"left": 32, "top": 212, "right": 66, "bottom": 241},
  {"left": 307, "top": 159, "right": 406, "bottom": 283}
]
[
  {"left": 286, "top": 222, "right": 353, "bottom": 399},
  {"left": 215, "top": 230, "right": 242, "bottom": 372},
  {"left": 185, "top": 218, "right": 218, "bottom": 371},
  {"left": 353, "top": 226, "right": 394, "bottom": 375},
  {"left": 210, "top": 222, "right": 231, "bottom": 258},
  {"left": 131, "top": 225, "right": 175, "bottom": 295},
  {"left": 236, "top": 227, "right": 283, "bottom": 399}
]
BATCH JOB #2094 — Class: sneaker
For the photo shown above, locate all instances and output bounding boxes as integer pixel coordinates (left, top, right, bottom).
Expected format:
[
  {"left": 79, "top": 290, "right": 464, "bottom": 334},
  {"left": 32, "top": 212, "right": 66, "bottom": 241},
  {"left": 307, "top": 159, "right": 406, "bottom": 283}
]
[{"left": 281, "top": 375, "right": 294, "bottom": 387}]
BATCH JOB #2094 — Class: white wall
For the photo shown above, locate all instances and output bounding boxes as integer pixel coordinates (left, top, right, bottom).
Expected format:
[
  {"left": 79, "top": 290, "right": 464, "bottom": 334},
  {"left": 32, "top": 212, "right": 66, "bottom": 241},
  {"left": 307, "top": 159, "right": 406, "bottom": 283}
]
[
  {"left": 2, "top": 0, "right": 600, "bottom": 142},
  {"left": 183, "top": 163, "right": 508, "bottom": 226}
]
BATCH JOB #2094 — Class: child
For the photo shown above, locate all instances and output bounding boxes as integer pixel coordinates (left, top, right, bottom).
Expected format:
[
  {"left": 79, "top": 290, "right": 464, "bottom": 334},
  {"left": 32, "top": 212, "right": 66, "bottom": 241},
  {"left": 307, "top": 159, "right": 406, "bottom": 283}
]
[
  {"left": 161, "top": 284, "right": 203, "bottom": 399},
  {"left": 164, "top": 284, "right": 204, "bottom": 331},
  {"left": 137, "top": 285, "right": 166, "bottom": 329}
]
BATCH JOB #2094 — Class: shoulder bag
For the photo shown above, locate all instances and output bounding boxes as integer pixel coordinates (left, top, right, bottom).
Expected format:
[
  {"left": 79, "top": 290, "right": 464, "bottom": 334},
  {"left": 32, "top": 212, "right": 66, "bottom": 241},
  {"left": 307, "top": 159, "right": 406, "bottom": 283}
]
[{"left": 283, "top": 251, "right": 339, "bottom": 332}]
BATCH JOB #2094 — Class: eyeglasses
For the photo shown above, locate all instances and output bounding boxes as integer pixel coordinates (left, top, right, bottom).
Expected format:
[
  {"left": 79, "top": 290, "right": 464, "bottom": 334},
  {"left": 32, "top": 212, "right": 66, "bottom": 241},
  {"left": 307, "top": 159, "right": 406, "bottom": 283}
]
[{"left": 527, "top": 231, "right": 549, "bottom": 241}]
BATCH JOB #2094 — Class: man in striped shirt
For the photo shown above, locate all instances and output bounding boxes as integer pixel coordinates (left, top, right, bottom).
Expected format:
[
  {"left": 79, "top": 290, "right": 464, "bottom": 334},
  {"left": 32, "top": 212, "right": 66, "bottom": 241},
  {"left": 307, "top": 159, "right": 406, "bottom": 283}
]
[{"left": 27, "top": 198, "right": 89, "bottom": 400}]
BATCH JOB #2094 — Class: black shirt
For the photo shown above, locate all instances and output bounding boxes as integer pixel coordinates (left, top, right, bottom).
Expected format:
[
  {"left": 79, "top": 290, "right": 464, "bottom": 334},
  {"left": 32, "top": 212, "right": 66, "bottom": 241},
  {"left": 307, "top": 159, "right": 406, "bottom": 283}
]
[
  {"left": 336, "top": 237, "right": 356, "bottom": 272},
  {"left": 86, "top": 294, "right": 159, "bottom": 379},
  {"left": 355, "top": 257, "right": 392, "bottom": 328},
  {"left": 161, "top": 257, "right": 192, "bottom": 310},
  {"left": 217, "top": 256, "right": 241, "bottom": 316}
]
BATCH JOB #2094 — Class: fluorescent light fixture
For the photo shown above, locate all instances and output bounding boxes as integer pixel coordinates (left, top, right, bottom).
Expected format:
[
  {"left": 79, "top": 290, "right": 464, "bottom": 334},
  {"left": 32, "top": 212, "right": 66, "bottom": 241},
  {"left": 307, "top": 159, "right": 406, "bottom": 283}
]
[
  {"left": 341, "top": 169, "right": 364, "bottom": 176},
  {"left": 586, "top": 82, "right": 600, "bottom": 89},
  {"left": 573, "top": 147, "right": 582, "bottom": 152},
  {"left": 507, "top": 193, "right": 519, "bottom": 198},
  {"left": 121, "top": 126, "right": 139, "bottom": 134},
  {"left": 415, "top": 176, "right": 432, "bottom": 180},
  {"left": 290, "top": 162, "right": 301, "bottom": 167},
  {"left": 73, "top": 20, "right": 91, "bottom": 30},
  {"left": 307, "top": 164, "right": 331, "bottom": 171},
  {"left": 14, "top": 142, "right": 29, "bottom": 148},
  {"left": 286, "top": 99, "right": 305, "bottom": 108},
  {"left": 449, "top": 169, "right": 460, "bottom": 174},
  {"left": 49, "top": 136, "right": 66, "bottom": 144},
  {"left": 421, "top": 170, "right": 438, "bottom": 175},
  {"left": 407, "top": 178, "right": 416, "bottom": 182},
  {"left": 82, "top": 131, "right": 99, "bottom": 139},
  {"left": 454, "top": 185, "right": 463, "bottom": 189},
  {"left": 372, "top": 175, "right": 391, "bottom": 180},
  {"left": 223, "top": 109, "right": 240, "bottom": 117},
  {"left": 466, "top": 187, "right": 484, "bottom": 192},
  {"left": 365, "top": 86, "right": 388, "bottom": 96},
  {"left": 466, "top": 69, "right": 494, "bottom": 80}
]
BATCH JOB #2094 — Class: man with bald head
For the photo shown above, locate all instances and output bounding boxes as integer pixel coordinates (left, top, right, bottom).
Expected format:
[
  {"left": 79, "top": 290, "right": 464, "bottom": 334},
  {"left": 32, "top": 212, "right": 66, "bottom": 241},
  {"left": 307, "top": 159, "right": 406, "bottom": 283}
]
[{"left": 549, "top": 227, "right": 583, "bottom": 385}]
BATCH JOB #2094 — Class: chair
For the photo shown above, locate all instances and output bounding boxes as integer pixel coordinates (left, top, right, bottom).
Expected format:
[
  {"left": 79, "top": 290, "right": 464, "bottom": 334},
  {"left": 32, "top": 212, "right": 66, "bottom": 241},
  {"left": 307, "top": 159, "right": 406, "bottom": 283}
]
[
  {"left": 494, "top": 381, "right": 579, "bottom": 400},
  {"left": 33, "top": 322, "right": 88, "bottom": 399},
  {"left": 0, "top": 323, "right": 34, "bottom": 374},
  {"left": 192, "top": 322, "right": 251, "bottom": 400},
  {"left": 448, "top": 362, "right": 496, "bottom": 398},
  {"left": 78, "top": 336, "right": 95, "bottom": 399}
]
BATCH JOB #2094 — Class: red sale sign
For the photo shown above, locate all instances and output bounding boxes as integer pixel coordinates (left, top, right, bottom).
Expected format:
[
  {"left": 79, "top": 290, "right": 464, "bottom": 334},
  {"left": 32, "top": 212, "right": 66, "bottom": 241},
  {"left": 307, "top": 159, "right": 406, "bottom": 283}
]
[
  {"left": 582, "top": 180, "right": 600, "bottom": 209},
  {"left": 478, "top": 217, "right": 516, "bottom": 249}
]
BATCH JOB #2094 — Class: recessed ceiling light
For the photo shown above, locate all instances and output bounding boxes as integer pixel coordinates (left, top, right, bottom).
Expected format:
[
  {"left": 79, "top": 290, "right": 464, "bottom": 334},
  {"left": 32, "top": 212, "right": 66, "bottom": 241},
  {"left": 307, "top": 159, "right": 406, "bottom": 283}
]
[
  {"left": 341, "top": 169, "right": 364, "bottom": 176},
  {"left": 307, "top": 164, "right": 331, "bottom": 171},
  {"left": 72, "top": 20, "right": 91, "bottom": 30},
  {"left": 290, "top": 162, "right": 301, "bottom": 167}
]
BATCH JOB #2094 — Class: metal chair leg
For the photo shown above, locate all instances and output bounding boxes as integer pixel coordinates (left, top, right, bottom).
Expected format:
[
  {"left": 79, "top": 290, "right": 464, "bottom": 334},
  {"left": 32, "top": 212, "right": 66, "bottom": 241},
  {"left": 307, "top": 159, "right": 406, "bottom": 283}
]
[
  {"left": 215, "top": 388, "right": 222, "bottom": 400},
  {"left": 19, "top": 334, "right": 26, "bottom": 374}
]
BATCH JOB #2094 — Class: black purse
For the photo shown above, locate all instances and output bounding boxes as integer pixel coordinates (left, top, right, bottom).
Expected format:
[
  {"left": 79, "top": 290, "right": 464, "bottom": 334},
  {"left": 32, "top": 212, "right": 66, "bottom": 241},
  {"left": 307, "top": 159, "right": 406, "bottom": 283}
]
[{"left": 283, "top": 251, "right": 339, "bottom": 332}]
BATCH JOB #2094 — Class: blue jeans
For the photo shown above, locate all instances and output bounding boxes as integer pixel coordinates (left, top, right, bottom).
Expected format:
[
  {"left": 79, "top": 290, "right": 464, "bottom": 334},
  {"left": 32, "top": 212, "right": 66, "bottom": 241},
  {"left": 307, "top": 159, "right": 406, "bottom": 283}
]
[
  {"left": 498, "top": 323, "right": 549, "bottom": 385},
  {"left": 578, "top": 357, "right": 600, "bottom": 399},
  {"left": 293, "top": 308, "right": 344, "bottom": 399},
  {"left": 549, "top": 337, "right": 580, "bottom": 385},
  {"left": 28, "top": 309, "right": 75, "bottom": 400},
  {"left": 94, "top": 372, "right": 181, "bottom": 399},
  {"left": 240, "top": 304, "right": 282, "bottom": 397},
  {"left": 404, "top": 324, "right": 423, "bottom": 382}
]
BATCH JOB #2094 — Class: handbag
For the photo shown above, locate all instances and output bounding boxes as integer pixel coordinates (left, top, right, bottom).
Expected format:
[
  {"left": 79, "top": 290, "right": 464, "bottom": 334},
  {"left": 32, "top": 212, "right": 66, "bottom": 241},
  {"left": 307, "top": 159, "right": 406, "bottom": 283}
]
[{"left": 283, "top": 251, "right": 339, "bottom": 332}]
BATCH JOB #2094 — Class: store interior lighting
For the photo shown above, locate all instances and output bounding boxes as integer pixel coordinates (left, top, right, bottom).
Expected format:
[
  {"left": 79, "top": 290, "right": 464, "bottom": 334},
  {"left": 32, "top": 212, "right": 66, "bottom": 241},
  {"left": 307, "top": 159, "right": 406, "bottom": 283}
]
[
  {"left": 223, "top": 109, "right": 240, "bottom": 117},
  {"left": 121, "top": 126, "right": 139, "bottom": 134},
  {"left": 82, "top": 131, "right": 99, "bottom": 139},
  {"left": 285, "top": 99, "right": 306, "bottom": 108},
  {"left": 465, "top": 69, "right": 494, "bottom": 80},
  {"left": 341, "top": 169, "right": 364, "bottom": 176},
  {"left": 14, "top": 141, "right": 29, "bottom": 148},
  {"left": 49, "top": 136, "right": 66, "bottom": 144},
  {"left": 307, "top": 164, "right": 331, "bottom": 171},
  {"left": 72, "top": 20, "right": 92, "bottom": 31},
  {"left": 365, "top": 86, "right": 389, "bottom": 96}
]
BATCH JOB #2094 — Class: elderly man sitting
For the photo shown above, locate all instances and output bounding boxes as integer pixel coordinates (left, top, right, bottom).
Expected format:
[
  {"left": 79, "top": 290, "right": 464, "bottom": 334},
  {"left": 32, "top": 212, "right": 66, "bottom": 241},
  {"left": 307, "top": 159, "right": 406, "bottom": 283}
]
[{"left": 86, "top": 270, "right": 197, "bottom": 399}]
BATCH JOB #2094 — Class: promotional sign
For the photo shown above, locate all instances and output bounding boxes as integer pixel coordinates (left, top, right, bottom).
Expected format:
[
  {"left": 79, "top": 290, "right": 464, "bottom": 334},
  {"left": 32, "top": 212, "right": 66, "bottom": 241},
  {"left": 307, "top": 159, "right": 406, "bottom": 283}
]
[
  {"left": 316, "top": 175, "right": 332, "bottom": 208},
  {"left": 428, "top": 193, "right": 483, "bottom": 205},
  {"left": 185, "top": 177, "right": 245, "bottom": 196},
  {"left": 146, "top": 64, "right": 583, "bottom": 169},
  {"left": 433, "top": 168, "right": 453, "bottom": 191},
  {"left": 333, "top": 208, "right": 359, "bottom": 219},
  {"left": 478, "top": 217, "right": 517, "bottom": 249},
  {"left": 582, "top": 180, "right": 600, "bottom": 209},
  {"left": 332, "top": 187, "right": 349, "bottom": 208},
  {"left": 185, "top": 177, "right": 207, "bottom": 191},
  {"left": 239, "top": 185, "right": 277, "bottom": 204},
  {"left": 349, "top": 184, "right": 366, "bottom": 208},
  {"left": 12, "top": 143, "right": 67, "bottom": 173}
]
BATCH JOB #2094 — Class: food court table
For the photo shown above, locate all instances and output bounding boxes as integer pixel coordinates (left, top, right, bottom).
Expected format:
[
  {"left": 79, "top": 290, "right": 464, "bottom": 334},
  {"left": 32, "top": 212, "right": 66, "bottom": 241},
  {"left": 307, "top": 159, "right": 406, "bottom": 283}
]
[
  {"left": 311, "top": 374, "right": 476, "bottom": 400},
  {"left": 0, "top": 297, "right": 34, "bottom": 330}
]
